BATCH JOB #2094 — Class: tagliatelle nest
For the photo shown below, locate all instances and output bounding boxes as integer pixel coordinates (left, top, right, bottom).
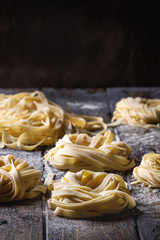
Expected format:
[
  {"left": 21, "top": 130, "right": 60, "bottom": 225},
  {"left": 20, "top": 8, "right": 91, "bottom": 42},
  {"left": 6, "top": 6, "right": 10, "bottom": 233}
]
[
  {"left": 0, "top": 91, "right": 107, "bottom": 150},
  {"left": 0, "top": 154, "right": 46, "bottom": 202},
  {"left": 45, "top": 130, "right": 135, "bottom": 172},
  {"left": 47, "top": 170, "right": 136, "bottom": 218},
  {"left": 107, "top": 97, "right": 160, "bottom": 128},
  {"left": 132, "top": 153, "right": 160, "bottom": 188}
]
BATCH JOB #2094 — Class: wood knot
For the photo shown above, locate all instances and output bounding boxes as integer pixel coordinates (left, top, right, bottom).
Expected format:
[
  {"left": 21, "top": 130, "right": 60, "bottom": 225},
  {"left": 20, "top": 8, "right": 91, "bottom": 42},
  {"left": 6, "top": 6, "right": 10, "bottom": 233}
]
[
  {"left": 0, "top": 220, "right": 8, "bottom": 225},
  {"left": 153, "top": 225, "right": 160, "bottom": 233}
]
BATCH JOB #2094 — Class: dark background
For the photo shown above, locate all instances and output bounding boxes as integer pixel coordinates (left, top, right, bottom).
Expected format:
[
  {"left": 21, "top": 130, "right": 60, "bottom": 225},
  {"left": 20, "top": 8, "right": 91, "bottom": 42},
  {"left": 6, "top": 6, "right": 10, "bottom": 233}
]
[{"left": 0, "top": 0, "right": 159, "bottom": 88}]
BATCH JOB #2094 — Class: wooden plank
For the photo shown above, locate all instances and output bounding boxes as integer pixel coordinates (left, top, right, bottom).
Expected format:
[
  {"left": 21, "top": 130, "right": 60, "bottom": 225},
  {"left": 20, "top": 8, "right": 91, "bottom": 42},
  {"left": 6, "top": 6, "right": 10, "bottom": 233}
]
[
  {"left": 43, "top": 88, "right": 138, "bottom": 240},
  {"left": 43, "top": 88, "right": 110, "bottom": 121},
  {"left": 0, "top": 149, "right": 44, "bottom": 240},
  {"left": 107, "top": 87, "right": 160, "bottom": 240},
  {"left": 0, "top": 88, "right": 38, "bottom": 94},
  {"left": 0, "top": 88, "right": 44, "bottom": 240},
  {"left": 107, "top": 87, "right": 160, "bottom": 155}
]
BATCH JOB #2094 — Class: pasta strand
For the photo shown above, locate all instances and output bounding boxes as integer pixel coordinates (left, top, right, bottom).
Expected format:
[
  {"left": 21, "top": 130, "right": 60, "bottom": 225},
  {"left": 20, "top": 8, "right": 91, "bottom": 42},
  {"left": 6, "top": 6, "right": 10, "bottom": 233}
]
[
  {"left": 132, "top": 153, "right": 160, "bottom": 188},
  {"left": 0, "top": 154, "right": 46, "bottom": 202},
  {"left": 45, "top": 131, "right": 135, "bottom": 172},
  {"left": 0, "top": 91, "right": 107, "bottom": 150},
  {"left": 107, "top": 97, "right": 160, "bottom": 128},
  {"left": 47, "top": 170, "right": 136, "bottom": 218}
]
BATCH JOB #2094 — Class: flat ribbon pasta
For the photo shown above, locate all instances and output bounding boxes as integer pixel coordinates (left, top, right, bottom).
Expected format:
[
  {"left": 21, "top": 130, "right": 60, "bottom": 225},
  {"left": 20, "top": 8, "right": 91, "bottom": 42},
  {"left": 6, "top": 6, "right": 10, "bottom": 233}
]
[
  {"left": 45, "top": 130, "right": 135, "bottom": 172},
  {"left": 0, "top": 91, "right": 106, "bottom": 150},
  {"left": 107, "top": 97, "right": 160, "bottom": 128},
  {"left": 0, "top": 154, "right": 46, "bottom": 202},
  {"left": 132, "top": 153, "right": 160, "bottom": 188},
  {"left": 47, "top": 170, "right": 136, "bottom": 218}
]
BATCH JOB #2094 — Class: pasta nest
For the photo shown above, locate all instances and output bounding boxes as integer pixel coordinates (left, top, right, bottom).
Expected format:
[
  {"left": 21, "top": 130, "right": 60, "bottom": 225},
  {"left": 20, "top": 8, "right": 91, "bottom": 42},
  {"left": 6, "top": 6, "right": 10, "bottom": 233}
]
[
  {"left": 0, "top": 154, "right": 46, "bottom": 202},
  {"left": 47, "top": 170, "right": 136, "bottom": 218},
  {"left": 107, "top": 97, "right": 160, "bottom": 128},
  {"left": 0, "top": 91, "right": 106, "bottom": 150},
  {"left": 45, "top": 130, "right": 135, "bottom": 171},
  {"left": 133, "top": 153, "right": 160, "bottom": 188}
]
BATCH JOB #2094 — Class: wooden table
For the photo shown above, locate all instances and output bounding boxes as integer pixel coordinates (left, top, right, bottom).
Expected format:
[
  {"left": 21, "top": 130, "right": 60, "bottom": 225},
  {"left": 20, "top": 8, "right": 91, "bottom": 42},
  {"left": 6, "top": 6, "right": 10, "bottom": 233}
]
[{"left": 0, "top": 87, "right": 160, "bottom": 240}]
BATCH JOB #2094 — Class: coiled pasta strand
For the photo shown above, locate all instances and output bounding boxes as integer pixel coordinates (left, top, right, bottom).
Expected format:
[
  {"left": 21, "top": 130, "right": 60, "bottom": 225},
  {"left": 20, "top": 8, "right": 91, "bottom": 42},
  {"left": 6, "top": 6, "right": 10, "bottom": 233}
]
[
  {"left": 132, "top": 153, "right": 160, "bottom": 188},
  {"left": 0, "top": 154, "right": 46, "bottom": 202},
  {"left": 107, "top": 97, "right": 160, "bottom": 128},
  {"left": 45, "top": 130, "right": 135, "bottom": 172},
  {"left": 0, "top": 91, "right": 107, "bottom": 150},
  {"left": 47, "top": 170, "right": 136, "bottom": 218}
]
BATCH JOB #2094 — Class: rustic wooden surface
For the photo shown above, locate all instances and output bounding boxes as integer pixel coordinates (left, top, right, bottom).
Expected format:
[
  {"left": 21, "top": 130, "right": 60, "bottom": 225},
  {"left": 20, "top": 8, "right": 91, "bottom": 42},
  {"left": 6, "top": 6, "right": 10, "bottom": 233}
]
[{"left": 0, "top": 87, "right": 160, "bottom": 240}]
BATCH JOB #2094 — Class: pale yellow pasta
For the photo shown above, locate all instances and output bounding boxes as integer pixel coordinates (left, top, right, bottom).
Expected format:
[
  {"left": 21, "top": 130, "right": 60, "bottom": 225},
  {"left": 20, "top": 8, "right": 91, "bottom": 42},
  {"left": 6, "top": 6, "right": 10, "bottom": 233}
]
[
  {"left": 45, "top": 130, "right": 135, "bottom": 172},
  {"left": 107, "top": 97, "right": 160, "bottom": 128},
  {"left": 0, "top": 154, "right": 46, "bottom": 202},
  {"left": 0, "top": 91, "right": 107, "bottom": 150},
  {"left": 132, "top": 153, "right": 160, "bottom": 188},
  {"left": 47, "top": 170, "right": 136, "bottom": 218}
]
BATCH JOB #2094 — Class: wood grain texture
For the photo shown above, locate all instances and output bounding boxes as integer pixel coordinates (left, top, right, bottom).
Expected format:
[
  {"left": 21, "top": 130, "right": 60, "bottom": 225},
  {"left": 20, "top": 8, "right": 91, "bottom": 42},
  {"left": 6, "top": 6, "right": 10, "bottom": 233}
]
[
  {"left": 0, "top": 149, "right": 44, "bottom": 240},
  {"left": 107, "top": 87, "right": 160, "bottom": 240},
  {"left": 0, "top": 87, "right": 160, "bottom": 240},
  {"left": 43, "top": 88, "right": 138, "bottom": 240}
]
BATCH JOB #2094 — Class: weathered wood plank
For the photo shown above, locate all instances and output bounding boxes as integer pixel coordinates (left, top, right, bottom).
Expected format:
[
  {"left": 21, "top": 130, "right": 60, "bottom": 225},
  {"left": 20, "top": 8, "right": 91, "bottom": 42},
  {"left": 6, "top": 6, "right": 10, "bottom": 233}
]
[
  {"left": 107, "top": 87, "right": 160, "bottom": 157},
  {"left": 42, "top": 88, "right": 111, "bottom": 180},
  {"left": 0, "top": 88, "right": 44, "bottom": 240},
  {"left": 0, "top": 88, "right": 38, "bottom": 94},
  {"left": 43, "top": 88, "right": 110, "bottom": 121},
  {"left": 0, "top": 149, "right": 44, "bottom": 240},
  {"left": 43, "top": 88, "right": 138, "bottom": 240},
  {"left": 1, "top": 87, "right": 159, "bottom": 240},
  {"left": 107, "top": 87, "right": 160, "bottom": 240}
]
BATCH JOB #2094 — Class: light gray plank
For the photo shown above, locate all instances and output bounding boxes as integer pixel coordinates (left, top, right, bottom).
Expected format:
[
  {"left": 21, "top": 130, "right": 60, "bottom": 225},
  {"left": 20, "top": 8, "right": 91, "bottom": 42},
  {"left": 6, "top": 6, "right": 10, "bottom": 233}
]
[
  {"left": 43, "top": 88, "right": 138, "bottom": 240},
  {"left": 0, "top": 149, "right": 44, "bottom": 240},
  {"left": 0, "top": 88, "right": 44, "bottom": 240},
  {"left": 107, "top": 87, "right": 160, "bottom": 240}
]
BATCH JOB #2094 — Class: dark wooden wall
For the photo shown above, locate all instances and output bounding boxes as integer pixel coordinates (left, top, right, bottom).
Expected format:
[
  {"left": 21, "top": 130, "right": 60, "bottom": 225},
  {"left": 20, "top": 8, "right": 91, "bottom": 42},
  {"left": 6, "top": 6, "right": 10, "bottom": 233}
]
[{"left": 0, "top": 0, "right": 159, "bottom": 88}]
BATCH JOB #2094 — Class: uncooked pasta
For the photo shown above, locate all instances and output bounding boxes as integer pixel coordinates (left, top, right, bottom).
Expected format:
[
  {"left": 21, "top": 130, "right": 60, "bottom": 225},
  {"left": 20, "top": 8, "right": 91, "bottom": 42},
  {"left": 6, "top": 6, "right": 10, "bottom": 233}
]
[
  {"left": 0, "top": 91, "right": 106, "bottom": 150},
  {"left": 0, "top": 154, "right": 46, "bottom": 202},
  {"left": 107, "top": 97, "right": 160, "bottom": 128},
  {"left": 132, "top": 153, "right": 160, "bottom": 188},
  {"left": 45, "top": 130, "right": 135, "bottom": 172},
  {"left": 47, "top": 170, "right": 136, "bottom": 218}
]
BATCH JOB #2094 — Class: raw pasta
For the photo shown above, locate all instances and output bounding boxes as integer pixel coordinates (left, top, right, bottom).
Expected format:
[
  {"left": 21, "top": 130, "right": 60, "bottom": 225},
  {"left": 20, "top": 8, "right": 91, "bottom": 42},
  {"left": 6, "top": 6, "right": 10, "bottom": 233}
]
[
  {"left": 47, "top": 170, "right": 136, "bottom": 218},
  {"left": 0, "top": 91, "right": 107, "bottom": 150},
  {"left": 45, "top": 130, "right": 135, "bottom": 171},
  {"left": 132, "top": 153, "right": 160, "bottom": 188},
  {"left": 107, "top": 97, "right": 160, "bottom": 128},
  {"left": 0, "top": 154, "right": 46, "bottom": 202}
]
